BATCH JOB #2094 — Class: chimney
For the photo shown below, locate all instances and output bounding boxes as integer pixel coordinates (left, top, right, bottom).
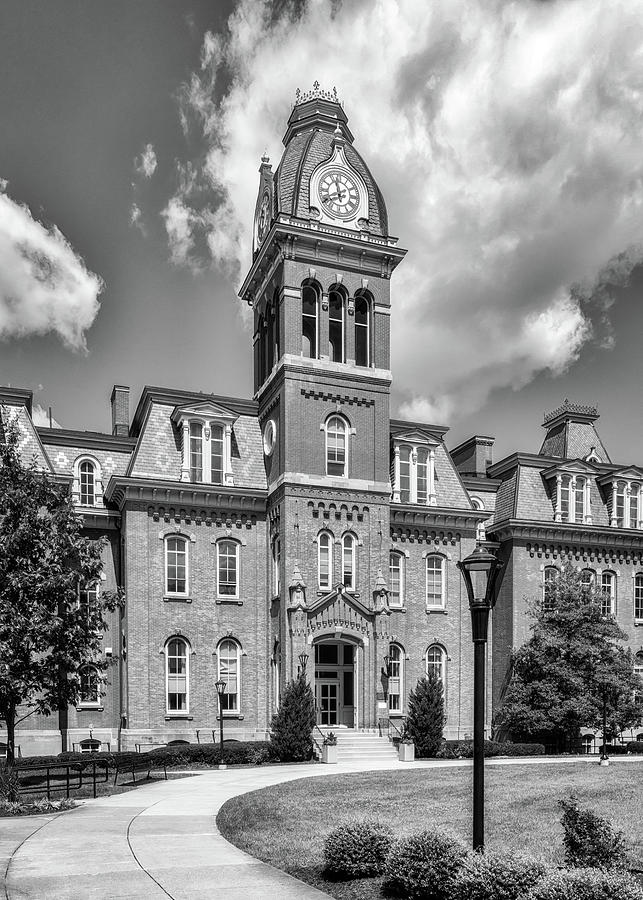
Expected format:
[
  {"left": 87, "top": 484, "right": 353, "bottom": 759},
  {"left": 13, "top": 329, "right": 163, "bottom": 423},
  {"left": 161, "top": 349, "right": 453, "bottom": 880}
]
[
  {"left": 110, "top": 385, "right": 129, "bottom": 437},
  {"left": 450, "top": 435, "right": 495, "bottom": 478}
]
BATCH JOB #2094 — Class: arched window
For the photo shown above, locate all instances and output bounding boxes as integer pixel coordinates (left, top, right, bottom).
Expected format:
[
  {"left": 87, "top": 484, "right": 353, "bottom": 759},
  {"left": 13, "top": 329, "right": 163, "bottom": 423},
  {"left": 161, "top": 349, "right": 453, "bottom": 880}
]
[
  {"left": 328, "top": 286, "right": 345, "bottom": 363},
  {"left": 615, "top": 481, "right": 626, "bottom": 527},
  {"left": 165, "top": 536, "right": 188, "bottom": 595},
  {"left": 210, "top": 424, "right": 224, "bottom": 485},
  {"left": 630, "top": 484, "right": 640, "bottom": 529},
  {"left": 399, "top": 446, "right": 411, "bottom": 503},
  {"left": 574, "top": 477, "right": 587, "bottom": 523},
  {"left": 543, "top": 566, "right": 558, "bottom": 611},
  {"left": 389, "top": 551, "right": 405, "bottom": 607},
  {"left": 272, "top": 536, "right": 281, "bottom": 596},
  {"left": 318, "top": 532, "right": 332, "bottom": 589},
  {"left": 471, "top": 497, "right": 486, "bottom": 541},
  {"left": 301, "top": 281, "right": 319, "bottom": 358},
  {"left": 342, "top": 534, "right": 356, "bottom": 588},
  {"left": 189, "top": 422, "right": 203, "bottom": 482},
  {"left": 426, "top": 555, "right": 445, "bottom": 609},
  {"left": 79, "top": 460, "right": 96, "bottom": 506},
  {"left": 217, "top": 540, "right": 239, "bottom": 598},
  {"left": 426, "top": 644, "right": 446, "bottom": 686},
  {"left": 634, "top": 573, "right": 643, "bottom": 621},
  {"left": 354, "top": 292, "right": 370, "bottom": 367},
  {"left": 388, "top": 643, "right": 403, "bottom": 712},
  {"left": 217, "top": 638, "right": 241, "bottom": 712},
  {"left": 166, "top": 637, "right": 189, "bottom": 712},
  {"left": 601, "top": 571, "right": 616, "bottom": 616},
  {"left": 417, "top": 449, "right": 429, "bottom": 505},
  {"left": 79, "top": 665, "right": 99, "bottom": 705},
  {"left": 560, "top": 475, "right": 571, "bottom": 522},
  {"left": 326, "top": 416, "right": 347, "bottom": 477},
  {"left": 580, "top": 568, "right": 595, "bottom": 594}
]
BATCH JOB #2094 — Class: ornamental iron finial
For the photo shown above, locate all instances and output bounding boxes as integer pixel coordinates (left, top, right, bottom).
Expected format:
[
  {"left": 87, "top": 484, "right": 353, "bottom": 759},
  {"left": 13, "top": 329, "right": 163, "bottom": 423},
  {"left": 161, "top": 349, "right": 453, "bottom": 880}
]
[
  {"left": 294, "top": 82, "right": 341, "bottom": 106},
  {"left": 543, "top": 399, "right": 600, "bottom": 425}
]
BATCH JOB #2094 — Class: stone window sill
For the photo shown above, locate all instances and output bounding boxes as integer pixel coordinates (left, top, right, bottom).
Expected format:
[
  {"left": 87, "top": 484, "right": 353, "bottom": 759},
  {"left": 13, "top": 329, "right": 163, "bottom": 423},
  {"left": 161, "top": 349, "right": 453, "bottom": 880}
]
[
  {"left": 165, "top": 715, "right": 193, "bottom": 721},
  {"left": 77, "top": 705, "right": 103, "bottom": 711},
  {"left": 216, "top": 714, "right": 243, "bottom": 720},
  {"left": 164, "top": 596, "right": 192, "bottom": 603},
  {"left": 215, "top": 598, "right": 243, "bottom": 605},
  {"left": 389, "top": 605, "right": 407, "bottom": 613},
  {"left": 426, "top": 607, "right": 447, "bottom": 615}
]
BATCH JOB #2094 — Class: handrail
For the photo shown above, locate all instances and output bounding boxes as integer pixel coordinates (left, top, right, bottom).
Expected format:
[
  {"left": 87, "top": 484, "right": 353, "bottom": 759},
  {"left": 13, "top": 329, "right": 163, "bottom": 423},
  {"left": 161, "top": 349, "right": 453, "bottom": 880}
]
[{"left": 312, "top": 725, "right": 325, "bottom": 758}]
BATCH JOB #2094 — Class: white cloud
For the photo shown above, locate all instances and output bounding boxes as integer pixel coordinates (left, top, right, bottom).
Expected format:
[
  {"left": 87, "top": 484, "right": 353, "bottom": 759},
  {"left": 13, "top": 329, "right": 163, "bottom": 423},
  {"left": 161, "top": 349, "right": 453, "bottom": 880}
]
[
  {"left": 32, "top": 403, "right": 61, "bottom": 428},
  {"left": 172, "top": 0, "right": 643, "bottom": 420},
  {"left": 134, "top": 143, "right": 157, "bottom": 179},
  {"left": 0, "top": 187, "right": 102, "bottom": 351}
]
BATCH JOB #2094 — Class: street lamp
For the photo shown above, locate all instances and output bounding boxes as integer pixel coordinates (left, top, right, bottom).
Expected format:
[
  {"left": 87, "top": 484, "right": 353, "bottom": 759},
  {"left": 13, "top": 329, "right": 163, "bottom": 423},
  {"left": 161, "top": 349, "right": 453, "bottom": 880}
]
[
  {"left": 298, "top": 651, "right": 309, "bottom": 675},
  {"left": 457, "top": 545, "right": 502, "bottom": 852},
  {"left": 215, "top": 679, "right": 227, "bottom": 769}
]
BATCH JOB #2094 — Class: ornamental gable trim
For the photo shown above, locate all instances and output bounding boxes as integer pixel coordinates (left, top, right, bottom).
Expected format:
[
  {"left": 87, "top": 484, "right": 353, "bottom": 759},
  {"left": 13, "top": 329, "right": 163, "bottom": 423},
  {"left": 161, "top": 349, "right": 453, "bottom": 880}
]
[{"left": 170, "top": 401, "right": 239, "bottom": 426}]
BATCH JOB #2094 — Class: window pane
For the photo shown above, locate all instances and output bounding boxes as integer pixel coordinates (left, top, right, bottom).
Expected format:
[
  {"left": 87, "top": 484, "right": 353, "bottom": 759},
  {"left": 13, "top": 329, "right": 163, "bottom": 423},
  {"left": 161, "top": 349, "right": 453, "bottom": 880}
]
[
  {"left": 189, "top": 422, "right": 203, "bottom": 482},
  {"left": 79, "top": 461, "right": 95, "bottom": 506},
  {"left": 574, "top": 478, "right": 585, "bottom": 522},
  {"left": 601, "top": 572, "right": 615, "bottom": 616},
  {"left": 635, "top": 574, "right": 643, "bottom": 619},
  {"left": 426, "top": 646, "right": 445, "bottom": 683},
  {"left": 218, "top": 541, "right": 238, "bottom": 596},
  {"left": 218, "top": 640, "right": 239, "bottom": 711},
  {"left": 399, "top": 447, "right": 411, "bottom": 503},
  {"left": 342, "top": 535, "right": 354, "bottom": 588},
  {"left": 417, "top": 449, "right": 428, "bottom": 505},
  {"left": 319, "top": 533, "right": 331, "bottom": 588},
  {"left": 560, "top": 477, "right": 570, "bottom": 521},
  {"left": 543, "top": 567, "right": 557, "bottom": 611},
  {"left": 80, "top": 667, "right": 98, "bottom": 703},
  {"left": 616, "top": 484, "right": 625, "bottom": 527},
  {"left": 79, "top": 584, "right": 99, "bottom": 629},
  {"left": 328, "top": 291, "right": 344, "bottom": 363},
  {"left": 426, "top": 556, "right": 444, "bottom": 606},
  {"left": 389, "top": 552, "right": 402, "bottom": 606},
  {"left": 629, "top": 485, "right": 639, "bottom": 528},
  {"left": 166, "top": 538, "right": 187, "bottom": 594},
  {"left": 167, "top": 640, "right": 188, "bottom": 711},
  {"left": 211, "top": 425, "right": 224, "bottom": 484},
  {"left": 355, "top": 297, "right": 369, "bottom": 367},
  {"left": 302, "top": 285, "right": 317, "bottom": 358},
  {"left": 326, "top": 417, "right": 346, "bottom": 477}
]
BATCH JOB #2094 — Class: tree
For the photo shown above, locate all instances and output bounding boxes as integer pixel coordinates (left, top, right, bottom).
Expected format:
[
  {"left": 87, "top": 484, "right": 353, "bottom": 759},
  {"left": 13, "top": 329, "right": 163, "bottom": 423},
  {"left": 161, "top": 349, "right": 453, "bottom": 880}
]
[
  {"left": 406, "top": 673, "right": 445, "bottom": 757},
  {"left": 0, "top": 423, "right": 121, "bottom": 766},
  {"left": 494, "top": 565, "right": 643, "bottom": 749},
  {"left": 269, "top": 672, "right": 316, "bottom": 761}
]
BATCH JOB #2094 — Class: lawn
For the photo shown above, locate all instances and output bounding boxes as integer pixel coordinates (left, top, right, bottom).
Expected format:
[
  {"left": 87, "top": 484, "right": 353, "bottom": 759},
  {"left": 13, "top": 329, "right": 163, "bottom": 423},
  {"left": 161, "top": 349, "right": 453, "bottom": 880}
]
[{"left": 217, "top": 760, "right": 643, "bottom": 900}]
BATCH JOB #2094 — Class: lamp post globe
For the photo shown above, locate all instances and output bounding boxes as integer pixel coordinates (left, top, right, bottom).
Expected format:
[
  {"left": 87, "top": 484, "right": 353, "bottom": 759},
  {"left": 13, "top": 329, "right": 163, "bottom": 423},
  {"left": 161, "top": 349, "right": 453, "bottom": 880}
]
[{"left": 456, "top": 545, "right": 502, "bottom": 852}]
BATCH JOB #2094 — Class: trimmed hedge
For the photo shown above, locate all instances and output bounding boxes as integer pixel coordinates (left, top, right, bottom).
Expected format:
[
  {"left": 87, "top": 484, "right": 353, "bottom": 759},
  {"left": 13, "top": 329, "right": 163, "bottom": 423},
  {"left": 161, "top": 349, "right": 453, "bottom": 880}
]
[
  {"left": 323, "top": 819, "right": 393, "bottom": 879},
  {"left": 383, "top": 829, "right": 469, "bottom": 899},
  {"left": 518, "top": 868, "right": 643, "bottom": 900},
  {"left": 12, "top": 741, "right": 277, "bottom": 770},
  {"left": 452, "top": 850, "right": 549, "bottom": 900},
  {"left": 599, "top": 744, "right": 629, "bottom": 755},
  {"left": 559, "top": 797, "right": 627, "bottom": 871},
  {"left": 627, "top": 741, "right": 643, "bottom": 754},
  {"left": 437, "top": 740, "right": 545, "bottom": 759}
]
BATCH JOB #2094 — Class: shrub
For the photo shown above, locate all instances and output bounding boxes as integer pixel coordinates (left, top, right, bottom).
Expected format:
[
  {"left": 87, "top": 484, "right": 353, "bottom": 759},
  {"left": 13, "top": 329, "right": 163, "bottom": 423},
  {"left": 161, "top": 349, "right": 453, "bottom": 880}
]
[
  {"left": 0, "top": 764, "right": 19, "bottom": 801},
  {"left": 383, "top": 829, "right": 469, "bottom": 899},
  {"left": 518, "top": 867, "right": 643, "bottom": 900},
  {"left": 559, "top": 797, "right": 627, "bottom": 871},
  {"left": 436, "top": 741, "right": 545, "bottom": 759},
  {"left": 627, "top": 741, "right": 643, "bottom": 754},
  {"left": 269, "top": 674, "right": 316, "bottom": 762},
  {"left": 323, "top": 819, "right": 393, "bottom": 879},
  {"left": 599, "top": 744, "right": 629, "bottom": 755},
  {"left": 406, "top": 674, "right": 445, "bottom": 758},
  {"left": 451, "top": 850, "right": 549, "bottom": 900}
]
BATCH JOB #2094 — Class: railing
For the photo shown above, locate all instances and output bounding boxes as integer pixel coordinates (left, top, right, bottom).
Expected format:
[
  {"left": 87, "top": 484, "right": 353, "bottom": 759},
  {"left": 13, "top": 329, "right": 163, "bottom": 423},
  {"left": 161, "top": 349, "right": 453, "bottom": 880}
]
[
  {"left": 312, "top": 726, "right": 326, "bottom": 759},
  {"left": 12, "top": 760, "right": 109, "bottom": 800},
  {"left": 379, "top": 717, "right": 406, "bottom": 742}
]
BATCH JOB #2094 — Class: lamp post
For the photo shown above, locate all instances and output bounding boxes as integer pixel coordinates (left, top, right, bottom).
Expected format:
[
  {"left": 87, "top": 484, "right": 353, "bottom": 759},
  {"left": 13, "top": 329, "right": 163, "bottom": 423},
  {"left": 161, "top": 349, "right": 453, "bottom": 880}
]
[
  {"left": 215, "top": 679, "right": 226, "bottom": 769},
  {"left": 457, "top": 546, "right": 502, "bottom": 852},
  {"left": 298, "top": 651, "right": 309, "bottom": 676}
]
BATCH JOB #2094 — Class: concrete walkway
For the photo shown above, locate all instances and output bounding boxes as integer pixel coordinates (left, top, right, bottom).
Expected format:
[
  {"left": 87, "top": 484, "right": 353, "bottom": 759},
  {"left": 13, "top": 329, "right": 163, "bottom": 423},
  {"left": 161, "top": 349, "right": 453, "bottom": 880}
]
[{"left": 2, "top": 756, "right": 642, "bottom": 899}]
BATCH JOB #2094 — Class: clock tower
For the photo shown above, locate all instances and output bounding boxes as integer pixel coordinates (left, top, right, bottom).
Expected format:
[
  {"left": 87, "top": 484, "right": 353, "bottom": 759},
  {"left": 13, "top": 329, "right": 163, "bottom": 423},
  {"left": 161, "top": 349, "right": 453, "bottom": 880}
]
[{"left": 239, "top": 84, "right": 406, "bottom": 728}]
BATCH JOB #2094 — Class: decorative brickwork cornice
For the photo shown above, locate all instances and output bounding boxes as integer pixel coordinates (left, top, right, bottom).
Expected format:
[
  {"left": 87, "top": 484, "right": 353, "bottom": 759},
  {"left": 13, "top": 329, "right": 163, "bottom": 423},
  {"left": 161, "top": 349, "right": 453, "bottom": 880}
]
[
  {"left": 489, "top": 518, "right": 643, "bottom": 553},
  {"left": 103, "top": 475, "right": 266, "bottom": 513},
  {"left": 301, "top": 387, "right": 374, "bottom": 406},
  {"left": 390, "top": 506, "right": 486, "bottom": 528}
]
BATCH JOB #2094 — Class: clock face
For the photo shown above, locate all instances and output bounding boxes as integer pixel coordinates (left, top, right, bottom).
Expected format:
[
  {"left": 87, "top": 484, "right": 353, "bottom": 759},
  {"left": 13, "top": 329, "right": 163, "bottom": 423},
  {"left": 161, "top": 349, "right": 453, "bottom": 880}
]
[
  {"left": 257, "top": 192, "right": 270, "bottom": 242},
  {"left": 318, "top": 169, "right": 360, "bottom": 219},
  {"left": 262, "top": 418, "right": 277, "bottom": 456}
]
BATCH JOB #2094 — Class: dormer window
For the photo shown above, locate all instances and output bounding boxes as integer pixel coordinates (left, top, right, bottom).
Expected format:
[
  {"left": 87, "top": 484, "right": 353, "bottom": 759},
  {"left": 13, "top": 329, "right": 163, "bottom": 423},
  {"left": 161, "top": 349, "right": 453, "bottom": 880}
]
[
  {"left": 172, "top": 402, "right": 237, "bottom": 486},
  {"left": 608, "top": 478, "right": 642, "bottom": 529},
  {"left": 552, "top": 472, "right": 591, "bottom": 524},
  {"left": 72, "top": 456, "right": 103, "bottom": 508},
  {"left": 392, "top": 435, "right": 437, "bottom": 506}
]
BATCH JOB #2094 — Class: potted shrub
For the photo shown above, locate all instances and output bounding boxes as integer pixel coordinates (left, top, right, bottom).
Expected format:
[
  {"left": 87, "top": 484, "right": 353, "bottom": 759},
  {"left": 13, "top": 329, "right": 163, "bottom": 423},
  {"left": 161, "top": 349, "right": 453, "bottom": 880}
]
[
  {"left": 322, "top": 732, "right": 338, "bottom": 763},
  {"left": 398, "top": 727, "right": 415, "bottom": 761}
]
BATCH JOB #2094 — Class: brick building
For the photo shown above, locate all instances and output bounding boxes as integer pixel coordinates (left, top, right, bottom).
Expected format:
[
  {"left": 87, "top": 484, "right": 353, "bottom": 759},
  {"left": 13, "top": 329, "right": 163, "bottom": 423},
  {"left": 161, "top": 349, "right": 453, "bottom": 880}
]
[{"left": 1, "top": 87, "right": 641, "bottom": 756}]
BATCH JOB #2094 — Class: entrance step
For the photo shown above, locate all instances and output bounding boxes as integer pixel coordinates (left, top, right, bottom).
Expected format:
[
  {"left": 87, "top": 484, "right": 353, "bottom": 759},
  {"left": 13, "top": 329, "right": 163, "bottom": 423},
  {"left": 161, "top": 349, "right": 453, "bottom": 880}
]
[{"left": 315, "top": 727, "right": 399, "bottom": 763}]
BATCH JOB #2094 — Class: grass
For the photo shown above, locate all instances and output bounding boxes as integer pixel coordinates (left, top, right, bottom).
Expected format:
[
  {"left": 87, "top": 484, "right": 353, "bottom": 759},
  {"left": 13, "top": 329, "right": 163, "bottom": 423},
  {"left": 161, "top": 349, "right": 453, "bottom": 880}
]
[{"left": 217, "top": 760, "right": 643, "bottom": 900}]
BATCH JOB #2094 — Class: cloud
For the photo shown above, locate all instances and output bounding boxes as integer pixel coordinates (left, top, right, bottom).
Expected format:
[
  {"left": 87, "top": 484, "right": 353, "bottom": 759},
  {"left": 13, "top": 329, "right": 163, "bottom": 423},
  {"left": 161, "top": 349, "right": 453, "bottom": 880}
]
[
  {"left": 134, "top": 143, "right": 157, "bottom": 180},
  {"left": 172, "top": 0, "right": 643, "bottom": 421},
  {"left": 31, "top": 403, "right": 61, "bottom": 428},
  {"left": 0, "top": 186, "right": 102, "bottom": 351}
]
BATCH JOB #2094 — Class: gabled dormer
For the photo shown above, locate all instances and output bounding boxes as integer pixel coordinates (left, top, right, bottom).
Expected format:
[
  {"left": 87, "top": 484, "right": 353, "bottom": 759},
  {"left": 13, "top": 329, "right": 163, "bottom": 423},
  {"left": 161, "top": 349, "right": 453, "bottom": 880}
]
[
  {"left": 541, "top": 459, "right": 599, "bottom": 525},
  {"left": 391, "top": 429, "right": 440, "bottom": 506},
  {"left": 597, "top": 466, "right": 643, "bottom": 529},
  {"left": 171, "top": 401, "right": 238, "bottom": 486}
]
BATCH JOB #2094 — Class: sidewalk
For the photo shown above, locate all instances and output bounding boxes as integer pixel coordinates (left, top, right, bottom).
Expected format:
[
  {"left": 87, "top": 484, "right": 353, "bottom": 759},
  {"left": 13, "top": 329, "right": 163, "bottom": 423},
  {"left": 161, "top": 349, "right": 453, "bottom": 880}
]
[{"left": 3, "top": 756, "right": 642, "bottom": 899}]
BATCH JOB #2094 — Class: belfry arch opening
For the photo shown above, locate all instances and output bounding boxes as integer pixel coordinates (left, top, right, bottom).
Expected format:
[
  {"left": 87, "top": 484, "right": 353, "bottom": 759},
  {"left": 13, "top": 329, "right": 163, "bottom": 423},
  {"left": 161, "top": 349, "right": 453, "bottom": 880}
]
[{"left": 313, "top": 637, "right": 359, "bottom": 728}]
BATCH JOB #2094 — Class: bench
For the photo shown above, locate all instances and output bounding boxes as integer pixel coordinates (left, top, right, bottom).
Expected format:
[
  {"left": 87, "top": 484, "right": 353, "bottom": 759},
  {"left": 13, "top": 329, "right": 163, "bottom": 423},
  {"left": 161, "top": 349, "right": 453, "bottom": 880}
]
[{"left": 113, "top": 756, "right": 167, "bottom": 785}]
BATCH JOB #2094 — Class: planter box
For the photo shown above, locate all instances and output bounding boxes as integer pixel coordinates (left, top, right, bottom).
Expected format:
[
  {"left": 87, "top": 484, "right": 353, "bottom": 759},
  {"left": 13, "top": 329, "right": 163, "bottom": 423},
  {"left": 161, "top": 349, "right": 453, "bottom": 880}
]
[
  {"left": 399, "top": 742, "right": 415, "bottom": 761},
  {"left": 322, "top": 744, "right": 338, "bottom": 764}
]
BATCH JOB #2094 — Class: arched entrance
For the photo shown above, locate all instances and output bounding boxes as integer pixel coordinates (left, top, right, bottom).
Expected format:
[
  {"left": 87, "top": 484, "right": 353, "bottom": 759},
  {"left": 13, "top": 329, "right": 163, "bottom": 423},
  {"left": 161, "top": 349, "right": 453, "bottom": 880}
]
[{"left": 314, "top": 638, "right": 358, "bottom": 728}]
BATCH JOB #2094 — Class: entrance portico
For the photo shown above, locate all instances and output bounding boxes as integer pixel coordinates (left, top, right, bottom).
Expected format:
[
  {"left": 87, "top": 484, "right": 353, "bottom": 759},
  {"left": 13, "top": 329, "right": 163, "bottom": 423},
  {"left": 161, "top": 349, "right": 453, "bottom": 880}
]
[{"left": 314, "top": 639, "right": 357, "bottom": 727}]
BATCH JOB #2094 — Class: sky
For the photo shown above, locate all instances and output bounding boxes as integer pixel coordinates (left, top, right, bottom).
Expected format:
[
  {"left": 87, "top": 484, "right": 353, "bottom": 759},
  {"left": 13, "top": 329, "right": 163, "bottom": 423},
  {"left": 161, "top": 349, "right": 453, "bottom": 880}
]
[{"left": 1, "top": 0, "right": 642, "bottom": 465}]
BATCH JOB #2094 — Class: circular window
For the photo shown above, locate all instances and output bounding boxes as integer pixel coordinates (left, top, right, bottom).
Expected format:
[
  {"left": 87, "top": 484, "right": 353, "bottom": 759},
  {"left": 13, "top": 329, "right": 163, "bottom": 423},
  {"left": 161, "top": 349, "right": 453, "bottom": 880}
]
[{"left": 263, "top": 418, "right": 277, "bottom": 456}]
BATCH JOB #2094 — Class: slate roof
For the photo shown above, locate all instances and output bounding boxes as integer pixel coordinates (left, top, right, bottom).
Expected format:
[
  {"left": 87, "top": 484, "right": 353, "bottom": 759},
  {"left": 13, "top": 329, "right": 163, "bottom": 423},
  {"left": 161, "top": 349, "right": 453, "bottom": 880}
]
[
  {"left": 0, "top": 403, "right": 52, "bottom": 472},
  {"left": 433, "top": 443, "right": 472, "bottom": 508}
]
